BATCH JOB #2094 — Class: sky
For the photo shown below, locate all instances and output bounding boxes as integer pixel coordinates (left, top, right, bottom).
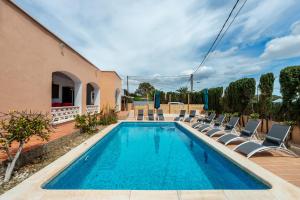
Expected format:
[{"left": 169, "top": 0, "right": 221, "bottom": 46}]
[{"left": 14, "top": 0, "right": 300, "bottom": 94}]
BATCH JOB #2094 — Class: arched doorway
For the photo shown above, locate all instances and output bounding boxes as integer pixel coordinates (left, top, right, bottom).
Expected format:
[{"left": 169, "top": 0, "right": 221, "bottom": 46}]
[
  {"left": 115, "top": 88, "right": 121, "bottom": 112},
  {"left": 51, "top": 71, "right": 82, "bottom": 124},
  {"left": 86, "top": 82, "right": 100, "bottom": 114}
]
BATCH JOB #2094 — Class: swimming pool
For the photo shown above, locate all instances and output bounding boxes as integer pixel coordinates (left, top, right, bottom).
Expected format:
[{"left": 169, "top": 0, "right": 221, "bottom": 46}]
[{"left": 43, "top": 122, "right": 269, "bottom": 190}]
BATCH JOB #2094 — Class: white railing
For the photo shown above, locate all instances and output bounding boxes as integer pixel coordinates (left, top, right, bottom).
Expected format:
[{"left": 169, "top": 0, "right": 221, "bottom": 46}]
[
  {"left": 86, "top": 105, "right": 99, "bottom": 114},
  {"left": 51, "top": 106, "right": 80, "bottom": 124}
]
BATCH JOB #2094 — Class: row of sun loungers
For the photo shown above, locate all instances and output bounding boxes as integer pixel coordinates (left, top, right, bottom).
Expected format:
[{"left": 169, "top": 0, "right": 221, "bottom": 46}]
[
  {"left": 136, "top": 109, "right": 297, "bottom": 159},
  {"left": 137, "top": 109, "right": 196, "bottom": 122},
  {"left": 137, "top": 109, "right": 298, "bottom": 158},
  {"left": 191, "top": 114, "right": 298, "bottom": 158},
  {"left": 137, "top": 109, "right": 165, "bottom": 121},
  {"left": 174, "top": 110, "right": 197, "bottom": 122}
]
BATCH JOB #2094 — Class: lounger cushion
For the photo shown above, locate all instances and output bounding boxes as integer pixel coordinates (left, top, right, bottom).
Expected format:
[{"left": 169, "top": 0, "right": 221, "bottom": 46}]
[
  {"left": 206, "top": 128, "right": 222, "bottom": 137},
  {"left": 265, "top": 135, "right": 282, "bottom": 145},
  {"left": 225, "top": 124, "right": 233, "bottom": 130},
  {"left": 214, "top": 121, "right": 221, "bottom": 126},
  {"left": 218, "top": 133, "right": 237, "bottom": 144},
  {"left": 138, "top": 110, "right": 143, "bottom": 115},
  {"left": 204, "top": 118, "right": 212, "bottom": 123},
  {"left": 198, "top": 124, "right": 210, "bottom": 132},
  {"left": 192, "top": 122, "right": 201, "bottom": 128},
  {"left": 197, "top": 118, "right": 204, "bottom": 122},
  {"left": 235, "top": 141, "right": 262, "bottom": 156},
  {"left": 148, "top": 116, "right": 154, "bottom": 120},
  {"left": 184, "top": 117, "right": 192, "bottom": 122},
  {"left": 137, "top": 116, "right": 143, "bottom": 120},
  {"left": 174, "top": 117, "right": 181, "bottom": 121},
  {"left": 240, "top": 130, "right": 252, "bottom": 137},
  {"left": 157, "top": 116, "right": 164, "bottom": 121}
]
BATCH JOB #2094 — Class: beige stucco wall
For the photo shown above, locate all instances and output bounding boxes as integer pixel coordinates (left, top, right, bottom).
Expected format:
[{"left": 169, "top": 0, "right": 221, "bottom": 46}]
[
  {"left": 0, "top": 0, "right": 121, "bottom": 114},
  {"left": 99, "top": 71, "right": 122, "bottom": 110}
]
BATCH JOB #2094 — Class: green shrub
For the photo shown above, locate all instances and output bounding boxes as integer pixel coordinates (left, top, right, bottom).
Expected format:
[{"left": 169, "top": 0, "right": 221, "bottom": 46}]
[
  {"left": 75, "top": 113, "right": 97, "bottom": 134},
  {"left": 223, "top": 112, "right": 239, "bottom": 122},
  {"left": 208, "top": 110, "right": 215, "bottom": 114},
  {"left": 75, "top": 115, "right": 86, "bottom": 130},
  {"left": 98, "top": 108, "right": 118, "bottom": 125},
  {"left": 249, "top": 113, "right": 260, "bottom": 120}
]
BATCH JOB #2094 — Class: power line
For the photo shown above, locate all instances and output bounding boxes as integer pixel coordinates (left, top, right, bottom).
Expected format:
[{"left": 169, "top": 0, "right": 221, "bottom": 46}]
[
  {"left": 127, "top": 76, "right": 191, "bottom": 91},
  {"left": 211, "top": 0, "right": 248, "bottom": 52},
  {"left": 128, "top": 74, "right": 190, "bottom": 78},
  {"left": 128, "top": 79, "right": 189, "bottom": 86},
  {"left": 192, "top": 0, "right": 241, "bottom": 74}
]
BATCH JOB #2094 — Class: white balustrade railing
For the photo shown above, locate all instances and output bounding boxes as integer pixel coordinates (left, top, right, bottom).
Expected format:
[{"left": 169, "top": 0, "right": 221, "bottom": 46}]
[
  {"left": 51, "top": 106, "right": 80, "bottom": 124},
  {"left": 86, "top": 105, "right": 99, "bottom": 114}
]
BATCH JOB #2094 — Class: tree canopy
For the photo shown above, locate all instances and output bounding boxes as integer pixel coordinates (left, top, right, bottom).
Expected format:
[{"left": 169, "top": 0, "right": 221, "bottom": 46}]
[
  {"left": 176, "top": 87, "right": 189, "bottom": 94},
  {"left": 135, "top": 82, "right": 155, "bottom": 97}
]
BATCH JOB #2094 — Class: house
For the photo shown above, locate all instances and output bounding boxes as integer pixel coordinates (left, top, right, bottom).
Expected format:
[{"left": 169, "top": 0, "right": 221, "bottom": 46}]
[{"left": 0, "top": 0, "right": 122, "bottom": 124}]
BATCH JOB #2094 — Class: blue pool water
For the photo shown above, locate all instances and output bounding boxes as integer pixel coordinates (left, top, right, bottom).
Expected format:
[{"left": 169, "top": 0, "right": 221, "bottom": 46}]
[{"left": 43, "top": 122, "right": 269, "bottom": 190}]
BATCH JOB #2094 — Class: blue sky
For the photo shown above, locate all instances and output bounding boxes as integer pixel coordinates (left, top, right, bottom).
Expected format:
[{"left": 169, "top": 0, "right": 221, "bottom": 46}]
[{"left": 14, "top": 0, "right": 300, "bottom": 94}]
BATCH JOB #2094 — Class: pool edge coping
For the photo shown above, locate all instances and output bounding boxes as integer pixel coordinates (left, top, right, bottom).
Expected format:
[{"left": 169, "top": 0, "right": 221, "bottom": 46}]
[{"left": 1, "top": 120, "right": 300, "bottom": 200}]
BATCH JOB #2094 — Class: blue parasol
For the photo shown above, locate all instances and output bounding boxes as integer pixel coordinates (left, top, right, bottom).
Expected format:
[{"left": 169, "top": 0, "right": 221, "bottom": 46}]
[
  {"left": 154, "top": 91, "right": 160, "bottom": 109},
  {"left": 204, "top": 88, "right": 208, "bottom": 111}
]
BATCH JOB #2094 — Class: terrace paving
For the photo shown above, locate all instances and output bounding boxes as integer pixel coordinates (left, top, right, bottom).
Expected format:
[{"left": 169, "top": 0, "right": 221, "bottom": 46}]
[
  {"left": 214, "top": 140, "right": 300, "bottom": 188},
  {"left": 251, "top": 153, "right": 300, "bottom": 187},
  {"left": 209, "top": 139, "right": 300, "bottom": 188}
]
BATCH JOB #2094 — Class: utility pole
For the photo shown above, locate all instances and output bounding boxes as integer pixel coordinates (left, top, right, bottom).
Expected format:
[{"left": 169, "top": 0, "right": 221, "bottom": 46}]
[
  {"left": 126, "top": 76, "right": 129, "bottom": 93},
  {"left": 190, "top": 74, "right": 193, "bottom": 92}
]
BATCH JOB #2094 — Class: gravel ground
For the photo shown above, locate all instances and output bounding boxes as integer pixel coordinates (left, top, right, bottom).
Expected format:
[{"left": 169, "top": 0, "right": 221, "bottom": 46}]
[{"left": 0, "top": 126, "right": 106, "bottom": 195}]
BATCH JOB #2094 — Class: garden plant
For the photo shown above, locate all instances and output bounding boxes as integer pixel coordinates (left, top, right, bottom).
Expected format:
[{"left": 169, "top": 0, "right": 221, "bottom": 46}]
[{"left": 0, "top": 111, "right": 52, "bottom": 182}]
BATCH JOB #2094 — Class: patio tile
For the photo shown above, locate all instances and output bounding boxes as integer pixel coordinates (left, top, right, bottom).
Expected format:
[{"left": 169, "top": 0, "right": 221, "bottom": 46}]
[
  {"left": 130, "top": 190, "right": 178, "bottom": 200},
  {"left": 179, "top": 190, "right": 227, "bottom": 200}
]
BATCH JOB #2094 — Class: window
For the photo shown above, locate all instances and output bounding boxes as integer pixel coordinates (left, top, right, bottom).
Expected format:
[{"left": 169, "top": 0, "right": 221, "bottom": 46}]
[{"left": 52, "top": 84, "right": 59, "bottom": 98}]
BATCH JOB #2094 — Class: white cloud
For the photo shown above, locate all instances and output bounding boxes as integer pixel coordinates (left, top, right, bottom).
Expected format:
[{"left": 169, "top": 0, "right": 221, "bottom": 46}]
[
  {"left": 261, "top": 20, "right": 300, "bottom": 60},
  {"left": 235, "top": 0, "right": 296, "bottom": 42},
  {"left": 261, "top": 35, "right": 300, "bottom": 60},
  {"left": 291, "top": 21, "right": 300, "bottom": 35}
]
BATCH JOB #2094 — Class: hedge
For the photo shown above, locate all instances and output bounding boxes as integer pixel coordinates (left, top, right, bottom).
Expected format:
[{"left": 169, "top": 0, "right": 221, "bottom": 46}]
[
  {"left": 258, "top": 73, "right": 275, "bottom": 118},
  {"left": 208, "top": 87, "right": 223, "bottom": 113},
  {"left": 222, "top": 78, "right": 256, "bottom": 115},
  {"left": 279, "top": 66, "right": 300, "bottom": 121}
]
